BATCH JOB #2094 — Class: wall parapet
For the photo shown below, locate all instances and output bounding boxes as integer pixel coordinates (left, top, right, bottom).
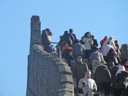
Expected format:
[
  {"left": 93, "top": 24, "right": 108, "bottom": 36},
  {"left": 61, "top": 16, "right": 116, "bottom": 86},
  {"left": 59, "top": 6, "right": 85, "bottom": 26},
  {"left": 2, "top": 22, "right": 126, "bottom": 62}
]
[{"left": 26, "top": 44, "right": 74, "bottom": 96}]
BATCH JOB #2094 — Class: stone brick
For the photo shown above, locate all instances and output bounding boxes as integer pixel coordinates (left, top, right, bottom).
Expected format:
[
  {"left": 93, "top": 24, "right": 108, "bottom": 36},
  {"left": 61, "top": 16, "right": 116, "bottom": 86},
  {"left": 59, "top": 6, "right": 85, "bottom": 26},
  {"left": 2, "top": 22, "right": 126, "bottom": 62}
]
[
  {"left": 58, "top": 91, "right": 73, "bottom": 96},
  {"left": 58, "top": 65, "right": 72, "bottom": 74},
  {"left": 60, "top": 74, "right": 73, "bottom": 84}
]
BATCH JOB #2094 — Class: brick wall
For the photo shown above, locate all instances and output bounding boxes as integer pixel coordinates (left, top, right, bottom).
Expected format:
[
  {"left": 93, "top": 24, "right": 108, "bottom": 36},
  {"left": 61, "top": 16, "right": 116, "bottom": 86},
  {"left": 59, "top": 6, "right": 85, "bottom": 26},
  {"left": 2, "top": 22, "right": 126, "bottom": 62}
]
[{"left": 26, "top": 45, "right": 74, "bottom": 96}]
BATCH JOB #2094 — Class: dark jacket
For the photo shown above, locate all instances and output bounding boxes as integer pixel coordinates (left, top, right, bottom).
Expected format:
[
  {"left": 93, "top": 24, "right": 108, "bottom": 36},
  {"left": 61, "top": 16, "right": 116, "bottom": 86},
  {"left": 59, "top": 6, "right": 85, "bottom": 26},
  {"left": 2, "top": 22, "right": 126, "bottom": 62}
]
[
  {"left": 92, "top": 39, "right": 98, "bottom": 47},
  {"left": 69, "top": 33, "right": 75, "bottom": 43},
  {"left": 110, "top": 65, "right": 119, "bottom": 85},
  {"left": 62, "top": 33, "right": 72, "bottom": 46},
  {"left": 94, "top": 65, "right": 111, "bottom": 84},
  {"left": 74, "top": 62, "right": 88, "bottom": 79},
  {"left": 41, "top": 30, "right": 50, "bottom": 45},
  {"left": 115, "top": 71, "right": 128, "bottom": 89},
  {"left": 106, "top": 48, "right": 118, "bottom": 64}
]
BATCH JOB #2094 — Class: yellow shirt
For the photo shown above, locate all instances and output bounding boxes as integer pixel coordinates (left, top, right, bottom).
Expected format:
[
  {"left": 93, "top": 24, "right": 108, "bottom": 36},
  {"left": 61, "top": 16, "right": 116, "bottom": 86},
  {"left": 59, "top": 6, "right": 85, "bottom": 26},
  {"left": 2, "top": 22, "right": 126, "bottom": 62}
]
[{"left": 47, "top": 36, "right": 51, "bottom": 42}]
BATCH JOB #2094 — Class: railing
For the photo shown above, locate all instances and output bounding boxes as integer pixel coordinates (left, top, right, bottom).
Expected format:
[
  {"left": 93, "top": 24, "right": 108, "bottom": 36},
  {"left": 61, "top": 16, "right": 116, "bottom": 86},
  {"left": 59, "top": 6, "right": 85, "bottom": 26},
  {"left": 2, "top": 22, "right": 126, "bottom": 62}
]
[{"left": 51, "top": 42, "right": 58, "bottom": 44}]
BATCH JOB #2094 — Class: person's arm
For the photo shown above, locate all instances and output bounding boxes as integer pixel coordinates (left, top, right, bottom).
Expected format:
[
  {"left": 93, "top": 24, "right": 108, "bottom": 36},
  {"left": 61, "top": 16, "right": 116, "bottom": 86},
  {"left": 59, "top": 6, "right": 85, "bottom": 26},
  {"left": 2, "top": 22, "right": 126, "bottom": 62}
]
[
  {"left": 93, "top": 80, "right": 97, "bottom": 92},
  {"left": 112, "top": 41, "right": 117, "bottom": 50},
  {"left": 78, "top": 78, "right": 84, "bottom": 88},
  {"left": 85, "top": 63, "right": 89, "bottom": 71}
]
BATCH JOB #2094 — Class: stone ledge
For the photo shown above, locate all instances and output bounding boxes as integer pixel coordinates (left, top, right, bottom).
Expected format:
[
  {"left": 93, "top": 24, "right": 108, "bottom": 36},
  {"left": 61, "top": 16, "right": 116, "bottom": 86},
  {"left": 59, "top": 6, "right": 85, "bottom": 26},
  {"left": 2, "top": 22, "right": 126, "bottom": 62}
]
[
  {"left": 58, "top": 88, "right": 73, "bottom": 93},
  {"left": 55, "top": 61, "right": 67, "bottom": 66},
  {"left": 60, "top": 83, "right": 74, "bottom": 89},
  {"left": 58, "top": 65, "right": 72, "bottom": 74},
  {"left": 58, "top": 90, "right": 73, "bottom": 96},
  {"left": 52, "top": 57, "right": 63, "bottom": 62},
  {"left": 60, "top": 74, "right": 73, "bottom": 84}
]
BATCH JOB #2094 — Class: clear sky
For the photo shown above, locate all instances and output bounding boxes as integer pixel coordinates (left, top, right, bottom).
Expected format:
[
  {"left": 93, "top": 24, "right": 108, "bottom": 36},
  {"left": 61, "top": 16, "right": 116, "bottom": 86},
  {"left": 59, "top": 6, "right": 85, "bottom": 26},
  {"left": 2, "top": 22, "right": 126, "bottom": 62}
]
[{"left": 0, "top": 0, "right": 128, "bottom": 96}]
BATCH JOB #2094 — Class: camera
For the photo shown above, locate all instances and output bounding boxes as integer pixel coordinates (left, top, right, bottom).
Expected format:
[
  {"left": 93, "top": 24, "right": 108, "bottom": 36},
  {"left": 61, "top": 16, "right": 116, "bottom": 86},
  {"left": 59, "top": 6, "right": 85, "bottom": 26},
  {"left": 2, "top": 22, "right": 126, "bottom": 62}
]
[{"left": 83, "top": 81, "right": 87, "bottom": 86}]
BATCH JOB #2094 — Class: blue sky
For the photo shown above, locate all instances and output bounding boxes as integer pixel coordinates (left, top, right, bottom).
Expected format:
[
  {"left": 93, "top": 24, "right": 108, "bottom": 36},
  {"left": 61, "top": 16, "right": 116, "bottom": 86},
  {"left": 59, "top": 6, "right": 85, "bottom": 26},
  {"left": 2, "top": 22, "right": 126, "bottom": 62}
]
[{"left": 0, "top": 0, "right": 128, "bottom": 96}]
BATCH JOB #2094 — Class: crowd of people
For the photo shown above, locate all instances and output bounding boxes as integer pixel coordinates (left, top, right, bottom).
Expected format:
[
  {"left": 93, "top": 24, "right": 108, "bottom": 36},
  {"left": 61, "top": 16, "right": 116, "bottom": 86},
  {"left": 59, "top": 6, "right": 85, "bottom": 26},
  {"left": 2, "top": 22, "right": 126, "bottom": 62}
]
[{"left": 41, "top": 28, "right": 128, "bottom": 96}]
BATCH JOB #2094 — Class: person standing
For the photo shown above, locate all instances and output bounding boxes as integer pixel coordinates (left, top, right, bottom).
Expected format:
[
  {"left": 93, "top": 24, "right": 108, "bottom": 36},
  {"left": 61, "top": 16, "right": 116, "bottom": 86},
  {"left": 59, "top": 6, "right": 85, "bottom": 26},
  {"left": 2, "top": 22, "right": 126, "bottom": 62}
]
[
  {"left": 82, "top": 32, "right": 93, "bottom": 60},
  {"left": 72, "top": 39, "right": 85, "bottom": 60},
  {"left": 78, "top": 70, "right": 97, "bottom": 96},
  {"left": 69, "top": 28, "right": 77, "bottom": 44},
  {"left": 89, "top": 47, "right": 105, "bottom": 75},
  {"left": 41, "top": 28, "right": 52, "bottom": 53},
  {"left": 94, "top": 64, "right": 111, "bottom": 96},
  {"left": 74, "top": 56, "right": 88, "bottom": 96}
]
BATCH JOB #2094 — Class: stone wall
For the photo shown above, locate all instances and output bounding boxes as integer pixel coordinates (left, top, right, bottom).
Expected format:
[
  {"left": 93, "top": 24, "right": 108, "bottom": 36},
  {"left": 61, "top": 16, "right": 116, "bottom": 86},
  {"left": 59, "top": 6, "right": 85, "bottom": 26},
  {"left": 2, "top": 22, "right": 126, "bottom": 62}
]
[
  {"left": 121, "top": 44, "right": 128, "bottom": 61},
  {"left": 26, "top": 15, "right": 74, "bottom": 96},
  {"left": 26, "top": 45, "right": 74, "bottom": 96}
]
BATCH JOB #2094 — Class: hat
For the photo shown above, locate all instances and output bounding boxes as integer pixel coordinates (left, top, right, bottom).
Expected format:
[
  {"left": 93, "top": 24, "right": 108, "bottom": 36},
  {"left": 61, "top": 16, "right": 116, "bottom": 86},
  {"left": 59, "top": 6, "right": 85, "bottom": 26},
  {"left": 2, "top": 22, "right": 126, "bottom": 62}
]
[{"left": 45, "top": 28, "right": 51, "bottom": 32}]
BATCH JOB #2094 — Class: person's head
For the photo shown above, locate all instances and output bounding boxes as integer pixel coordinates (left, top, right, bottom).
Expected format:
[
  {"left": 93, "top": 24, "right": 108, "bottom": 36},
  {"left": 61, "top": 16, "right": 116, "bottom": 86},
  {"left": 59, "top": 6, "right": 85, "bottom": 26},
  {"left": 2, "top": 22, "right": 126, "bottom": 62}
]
[
  {"left": 85, "top": 70, "right": 91, "bottom": 78},
  {"left": 69, "top": 28, "right": 73, "bottom": 33},
  {"left": 104, "top": 36, "right": 108, "bottom": 39},
  {"left": 109, "top": 36, "right": 114, "bottom": 40},
  {"left": 91, "top": 35, "right": 94, "bottom": 39},
  {"left": 64, "top": 31, "right": 68, "bottom": 35},
  {"left": 45, "top": 28, "right": 52, "bottom": 36},
  {"left": 77, "top": 56, "right": 83, "bottom": 63},
  {"left": 114, "top": 40, "right": 119, "bottom": 46},
  {"left": 84, "top": 32, "right": 91, "bottom": 38}
]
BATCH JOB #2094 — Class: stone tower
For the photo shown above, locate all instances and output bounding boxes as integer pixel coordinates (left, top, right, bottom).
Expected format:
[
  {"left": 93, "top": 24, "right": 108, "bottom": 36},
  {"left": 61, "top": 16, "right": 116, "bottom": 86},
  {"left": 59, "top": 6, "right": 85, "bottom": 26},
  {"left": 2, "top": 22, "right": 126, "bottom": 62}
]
[{"left": 30, "top": 15, "right": 41, "bottom": 53}]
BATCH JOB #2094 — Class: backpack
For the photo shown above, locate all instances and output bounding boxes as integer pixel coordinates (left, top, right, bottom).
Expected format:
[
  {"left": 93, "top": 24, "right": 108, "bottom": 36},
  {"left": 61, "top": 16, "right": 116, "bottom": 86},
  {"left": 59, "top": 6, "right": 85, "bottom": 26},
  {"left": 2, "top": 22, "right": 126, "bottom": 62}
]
[{"left": 115, "top": 72, "right": 128, "bottom": 89}]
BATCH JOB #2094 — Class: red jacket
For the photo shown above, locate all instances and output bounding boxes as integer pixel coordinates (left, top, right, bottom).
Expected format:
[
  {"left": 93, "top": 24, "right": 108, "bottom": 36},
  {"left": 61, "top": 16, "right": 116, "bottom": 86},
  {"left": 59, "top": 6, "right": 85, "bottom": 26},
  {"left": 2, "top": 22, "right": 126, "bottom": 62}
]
[
  {"left": 100, "top": 36, "right": 108, "bottom": 46},
  {"left": 62, "top": 45, "right": 72, "bottom": 54}
]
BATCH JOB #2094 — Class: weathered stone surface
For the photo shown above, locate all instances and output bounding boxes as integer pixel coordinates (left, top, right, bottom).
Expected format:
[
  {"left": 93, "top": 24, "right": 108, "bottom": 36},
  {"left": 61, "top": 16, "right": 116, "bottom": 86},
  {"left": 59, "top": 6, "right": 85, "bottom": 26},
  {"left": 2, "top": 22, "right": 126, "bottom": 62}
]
[
  {"left": 121, "top": 44, "right": 128, "bottom": 60},
  {"left": 58, "top": 65, "right": 72, "bottom": 74},
  {"left": 58, "top": 91, "right": 74, "bottom": 96},
  {"left": 60, "top": 74, "right": 73, "bottom": 84}
]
